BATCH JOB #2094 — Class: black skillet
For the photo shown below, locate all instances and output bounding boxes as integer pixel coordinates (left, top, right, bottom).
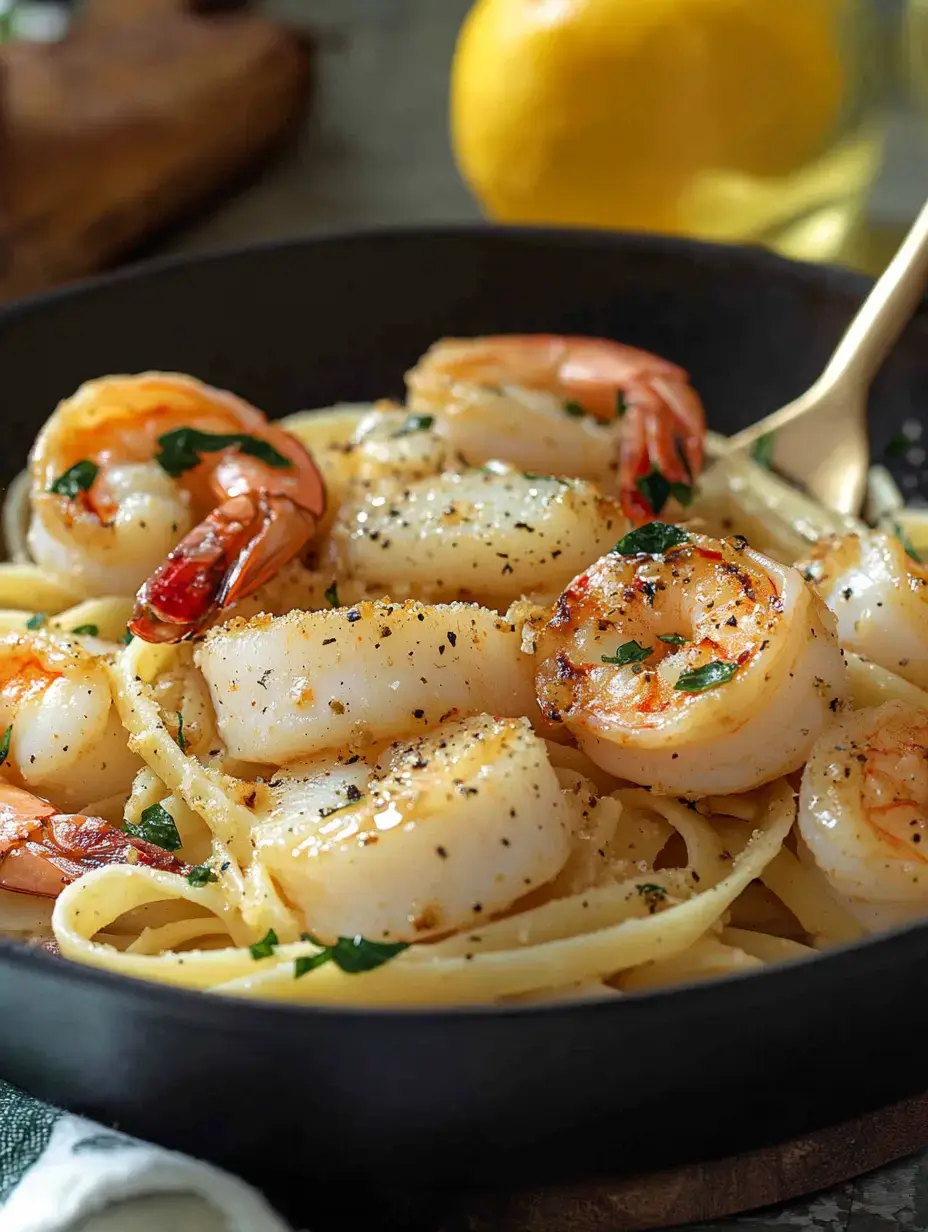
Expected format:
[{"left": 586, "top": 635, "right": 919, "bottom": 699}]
[{"left": 0, "top": 228, "right": 926, "bottom": 1218}]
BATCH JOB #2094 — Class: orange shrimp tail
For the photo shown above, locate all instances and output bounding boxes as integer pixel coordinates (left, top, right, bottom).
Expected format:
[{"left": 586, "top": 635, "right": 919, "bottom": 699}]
[
  {"left": 618, "top": 377, "right": 706, "bottom": 523},
  {"left": 0, "top": 812, "right": 188, "bottom": 898},
  {"left": 439, "top": 334, "right": 706, "bottom": 523},
  {"left": 130, "top": 491, "right": 318, "bottom": 643}
]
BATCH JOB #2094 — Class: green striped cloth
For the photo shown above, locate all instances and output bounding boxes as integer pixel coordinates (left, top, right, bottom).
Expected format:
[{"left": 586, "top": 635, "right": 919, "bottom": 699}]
[{"left": 0, "top": 1080, "right": 290, "bottom": 1231}]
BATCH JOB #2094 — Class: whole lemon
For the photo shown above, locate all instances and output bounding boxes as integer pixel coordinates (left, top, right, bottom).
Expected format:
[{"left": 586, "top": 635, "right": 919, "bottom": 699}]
[{"left": 451, "top": 0, "right": 847, "bottom": 234}]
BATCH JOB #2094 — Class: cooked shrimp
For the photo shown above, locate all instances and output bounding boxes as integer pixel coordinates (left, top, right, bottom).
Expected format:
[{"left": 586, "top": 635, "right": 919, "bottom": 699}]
[
  {"left": 195, "top": 601, "right": 541, "bottom": 765},
  {"left": 0, "top": 630, "right": 141, "bottom": 809},
  {"left": 798, "top": 700, "right": 928, "bottom": 930},
  {"left": 28, "top": 374, "right": 325, "bottom": 643},
  {"left": 280, "top": 402, "right": 456, "bottom": 533},
  {"left": 253, "top": 715, "right": 573, "bottom": 942},
  {"left": 0, "top": 783, "right": 186, "bottom": 898},
  {"left": 535, "top": 526, "right": 848, "bottom": 795},
  {"left": 406, "top": 336, "right": 706, "bottom": 522},
  {"left": 332, "top": 469, "right": 628, "bottom": 606},
  {"left": 800, "top": 531, "right": 928, "bottom": 690}
]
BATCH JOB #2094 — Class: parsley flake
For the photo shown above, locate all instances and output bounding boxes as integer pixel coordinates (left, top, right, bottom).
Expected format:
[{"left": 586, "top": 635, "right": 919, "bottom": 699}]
[
  {"left": 26, "top": 613, "right": 47, "bottom": 631},
  {"left": 636, "top": 468, "right": 692, "bottom": 515},
  {"left": 750, "top": 432, "right": 777, "bottom": 469},
  {"left": 324, "top": 581, "right": 340, "bottom": 608},
  {"left": 658, "top": 633, "right": 688, "bottom": 646},
  {"left": 615, "top": 392, "right": 628, "bottom": 418},
  {"left": 674, "top": 660, "right": 740, "bottom": 693},
  {"left": 175, "top": 711, "right": 186, "bottom": 752},
  {"left": 563, "top": 400, "right": 586, "bottom": 418},
  {"left": 187, "top": 864, "right": 218, "bottom": 888},
  {"left": 636, "top": 883, "right": 667, "bottom": 899},
  {"left": 124, "top": 802, "right": 182, "bottom": 852},
  {"left": 71, "top": 624, "right": 98, "bottom": 637},
  {"left": 602, "top": 640, "right": 652, "bottom": 666},
  {"left": 0, "top": 724, "right": 11, "bottom": 766},
  {"left": 614, "top": 522, "right": 689, "bottom": 556},
  {"left": 393, "top": 413, "right": 434, "bottom": 437},
  {"left": 249, "top": 929, "right": 279, "bottom": 960},
  {"left": 294, "top": 934, "right": 409, "bottom": 977},
  {"left": 120, "top": 629, "right": 134, "bottom": 645},
  {"left": 154, "top": 428, "right": 291, "bottom": 479},
  {"left": 49, "top": 460, "right": 99, "bottom": 499},
  {"left": 895, "top": 522, "right": 922, "bottom": 564}
]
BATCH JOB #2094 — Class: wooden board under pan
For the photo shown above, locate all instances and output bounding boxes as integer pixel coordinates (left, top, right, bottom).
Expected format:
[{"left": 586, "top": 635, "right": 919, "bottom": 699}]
[{"left": 0, "top": 0, "right": 311, "bottom": 301}]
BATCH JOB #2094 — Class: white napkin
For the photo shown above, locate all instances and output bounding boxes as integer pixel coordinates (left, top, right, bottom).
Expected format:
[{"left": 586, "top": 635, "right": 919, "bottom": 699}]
[{"left": 0, "top": 1081, "right": 293, "bottom": 1232}]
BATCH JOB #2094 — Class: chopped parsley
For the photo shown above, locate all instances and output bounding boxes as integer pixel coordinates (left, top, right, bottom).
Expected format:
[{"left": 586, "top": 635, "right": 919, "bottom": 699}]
[
  {"left": 26, "top": 613, "right": 46, "bottom": 631},
  {"left": 658, "top": 633, "right": 688, "bottom": 646},
  {"left": 884, "top": 434, "right": 910, "bottom": 459},
  {"left": 636, "top": 468, "right": 692, "bottom": 516},
  {"left": 563, "top": 400, "right": 586, "bottom": 418},
  {"left": 71, "top": 624, "right": 98, "bottom": 637},
  {"left": 249, "top": 928, "right": 279, "bottom": 960},
  {"left": 615, "top": 392, "right": 627, "bottom": 418},
  {"left": 636, "top": 883, "right": 667, "bottom": 900},
  {"left": 124, "top": 802, "right": 182, "bottom": 852},
  {"left": 614, "top": 522, "right": 688, "bottom": 556},
  {"left": 324, "top": 581, "right": 340, "bottom": 608},
  {"left": 895, "top": 522, "right": 922, "bottom": 564},
  {"left": 0, "top": 724, "right": 11, "bottom": 766},
  {"left": 674, "top": 660, "right": 740, "bottom": 693},
  {"left": 175, "top": 711, "right": 186, "bottom": 752},
  {"left": 294, "top": 933, "right": 409, "bottom": 978},
  {"left": 294, "top": 952, "right": 334, "bottom": 978},
  {"left": 48, "top": 460, "right": 99, "bottom": 498},
  {"left": 186, "top": 864, "right": 218, "bottom": 888},
  {"left": 120, "top": 629, "right": 134, "bottom": 645},
  {"left": 393, "top": 413, "right": 434, "bottom": 437},
  {"left": 154, "top": 428, "right": 291, "bottom": 479},
  {"left": 601, "top": 640, "right": 652, "bottom": 666},
  {"left": 750, "top": 432, "right": 777, "bottom": 469}
]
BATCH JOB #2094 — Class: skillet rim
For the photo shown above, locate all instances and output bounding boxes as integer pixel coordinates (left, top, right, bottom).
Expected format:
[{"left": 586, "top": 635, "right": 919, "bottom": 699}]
[{"left": 0, "top": 222, "right": 921, "bottom": 1025}]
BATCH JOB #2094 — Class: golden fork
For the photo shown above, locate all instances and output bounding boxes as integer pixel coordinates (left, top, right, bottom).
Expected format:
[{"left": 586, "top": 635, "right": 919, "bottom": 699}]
[{"left": 722, "top": 196, "right": 928, "bottom": 516}]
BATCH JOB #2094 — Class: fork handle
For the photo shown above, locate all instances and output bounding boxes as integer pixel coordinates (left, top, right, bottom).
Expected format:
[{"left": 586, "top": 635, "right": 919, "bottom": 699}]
[
  {"left": 727, "top": 196, "right": 928, "bottom": 452},
  {"left": 818, "top": 194, "right": 928, "bottom": 394}
]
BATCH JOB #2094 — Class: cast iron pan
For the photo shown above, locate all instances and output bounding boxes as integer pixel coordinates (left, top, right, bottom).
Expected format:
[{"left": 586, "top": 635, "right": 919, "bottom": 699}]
[{"left": 0, "top": 228, "right": 926, "bottom": 1218}]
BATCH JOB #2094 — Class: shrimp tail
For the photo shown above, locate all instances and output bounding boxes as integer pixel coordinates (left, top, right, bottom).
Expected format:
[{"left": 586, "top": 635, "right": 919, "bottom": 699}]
[
  {"left": 130, "top": 492, "right": 318, "bottom": 643},
  {"left": 0, "top": 811, "right": 188, "bottom": 898},
  {"left": 619, "top": 376, "right": 706, "bottom": 523}
]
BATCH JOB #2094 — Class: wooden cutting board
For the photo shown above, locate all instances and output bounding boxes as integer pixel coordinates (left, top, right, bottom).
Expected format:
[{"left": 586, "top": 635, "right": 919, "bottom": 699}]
[
  {"left": 439, "top": 1094, "right": 928, "bottom": 1232},
  {"left": 0, "top": 1, "right": 311, "bottom": 301}
]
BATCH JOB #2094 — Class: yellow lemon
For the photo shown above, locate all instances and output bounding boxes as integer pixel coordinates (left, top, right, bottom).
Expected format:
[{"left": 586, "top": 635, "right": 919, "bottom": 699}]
[{"left": 451, "top": 0, "right": 846, "bottom": 234}]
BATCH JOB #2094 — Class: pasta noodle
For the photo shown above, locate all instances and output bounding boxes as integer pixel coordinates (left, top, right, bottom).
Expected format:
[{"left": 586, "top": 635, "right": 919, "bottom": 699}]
[{"left": 0, "top": 341, "right": 925, "bottom": 1007}]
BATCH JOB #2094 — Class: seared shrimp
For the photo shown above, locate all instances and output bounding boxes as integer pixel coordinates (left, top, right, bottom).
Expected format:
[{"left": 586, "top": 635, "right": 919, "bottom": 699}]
[
  {"left": 801, "top": 531, "right": 928, "bottom": 690},
  {"left": 799, "top": 701, "right": 928, "bottom": 930},
  {"left": 0, "top": 783, "right": 186, "bottom": 898},
  {"left": 535, "top": 526, "right": 848, "bottom": 795},
  {"left": 253, "top": 715, "right": 573, "bottom": 942},
  {"left": 0, "top": 630, "right": 140, "bottom": 809},
  {"left": 195, "top": 601, "right": 541, "bottom": 766},
  {"left": 406, "top": 336, "right": 706, "bottom": 522},
  {"left": 28, "top": 374, "right": 325, "bottom": 643}
]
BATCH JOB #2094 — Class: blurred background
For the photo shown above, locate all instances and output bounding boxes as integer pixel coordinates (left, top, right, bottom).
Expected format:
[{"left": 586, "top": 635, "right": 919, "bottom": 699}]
[{"left": 2, "top": 0, "right": 928, "bottom": 300}]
